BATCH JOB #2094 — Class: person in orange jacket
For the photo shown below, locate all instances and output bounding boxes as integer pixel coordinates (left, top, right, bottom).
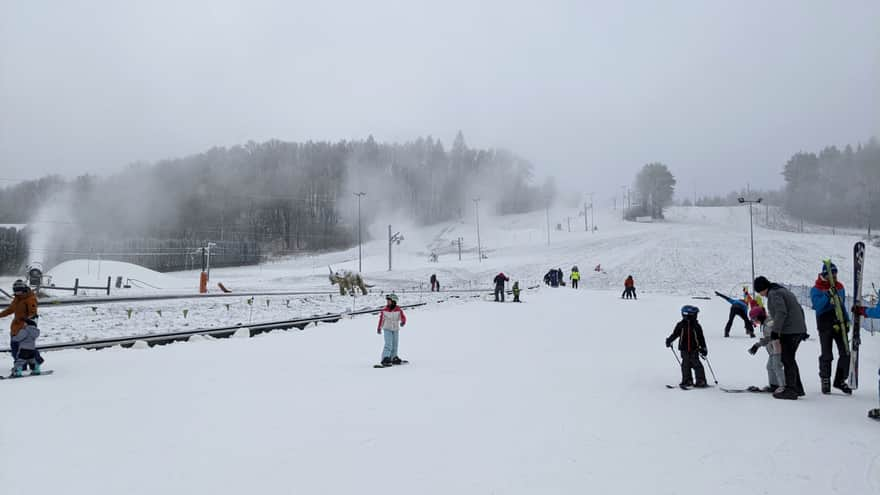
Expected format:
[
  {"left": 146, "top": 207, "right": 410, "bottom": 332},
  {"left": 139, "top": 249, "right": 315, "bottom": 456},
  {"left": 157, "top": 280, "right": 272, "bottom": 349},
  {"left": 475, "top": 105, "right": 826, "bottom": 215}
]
[
  {"left": 622, "top": 275, "right": 637, "bottom": 299},
  {"left": 0, "top": 280, "right": 41, "bottom": 370}
]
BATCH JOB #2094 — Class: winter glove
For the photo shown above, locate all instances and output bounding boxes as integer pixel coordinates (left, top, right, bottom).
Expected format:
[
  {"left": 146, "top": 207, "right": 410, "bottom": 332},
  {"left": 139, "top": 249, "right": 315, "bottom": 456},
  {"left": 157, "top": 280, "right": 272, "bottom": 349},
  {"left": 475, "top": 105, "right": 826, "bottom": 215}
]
[
  {"left": 400, "top": 322, "right": 405, "bottom": 327},
  {"left": 748, "top": 344, "right": 759, "bottom": 355},
  {"left": 377, "top": 329, "right": 382, "bottom": 335},
  {"left": 665, "top": 338, "right": 673, "bottom": 348},
  {"left": 699, "top": 348, "right": 708, "bottom": 357}
]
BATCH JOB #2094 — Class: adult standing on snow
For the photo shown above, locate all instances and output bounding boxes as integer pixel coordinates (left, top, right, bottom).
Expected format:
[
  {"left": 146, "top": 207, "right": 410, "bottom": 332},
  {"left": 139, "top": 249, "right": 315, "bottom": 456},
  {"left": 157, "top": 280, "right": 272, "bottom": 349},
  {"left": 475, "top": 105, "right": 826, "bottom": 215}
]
[
  {"left": 0, "top": 280, "right": 42, "bottom": 371},
  {"left": 753, "top": 276, "right": 807, "bottom": 400},
  {"left": 809, "top": 262, "right": 852, "bottom": 395},
  {"left": 715, "top": 291, "right": 755, "bottom": 338},
  {"left": 622, "top": 275, "right": 636, "bottom": 299},
  {"left": 493, "top": 272, "right": 509, "bottom": 302},
  {"left": 570, "top": 266, "right": 580, "bottom": 289},
  {"left": 430, "top": 274, "right": 440, "bottom": 292},
  {"left": 376, "top": 294, "right": 407, "bottom": 367}
]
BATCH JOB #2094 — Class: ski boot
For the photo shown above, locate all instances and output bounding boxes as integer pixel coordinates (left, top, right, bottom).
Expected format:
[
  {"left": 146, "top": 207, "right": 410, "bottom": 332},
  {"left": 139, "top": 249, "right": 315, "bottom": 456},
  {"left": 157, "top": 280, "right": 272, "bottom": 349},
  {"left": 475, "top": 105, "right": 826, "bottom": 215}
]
[
  {"left": 869, "top": 408, "right": 880, "bottom": 420},
  {"left": 31, "top": 363, "right": 41, "bottom": 376},
  {"left": 391, "top": 356, "right": 408, "bottom": 365},
  {"left": 772, "top": 387, "right": 798, "bottom": 400},
  {"left": 380, "top": 357, "right": 393, "bottom": 367},
  {"left": 833, "top": 381, "right": 852, "bottom": 395},
  {"left": 11, "top": 367, "right": 23, "bottom": 378},
  {"left": 693, "top": 381, "right": 709, "bottom": 388},
  {"left": 821, "top": 377, "right": 831, "bottom": 394}
]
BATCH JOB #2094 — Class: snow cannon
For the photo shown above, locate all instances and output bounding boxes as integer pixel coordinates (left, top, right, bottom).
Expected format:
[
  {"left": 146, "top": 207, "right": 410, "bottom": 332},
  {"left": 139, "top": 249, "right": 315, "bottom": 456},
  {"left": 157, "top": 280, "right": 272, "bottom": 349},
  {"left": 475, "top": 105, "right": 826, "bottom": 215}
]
[{"left": 26, "top": 262, "right": 47, "bottom": 289}]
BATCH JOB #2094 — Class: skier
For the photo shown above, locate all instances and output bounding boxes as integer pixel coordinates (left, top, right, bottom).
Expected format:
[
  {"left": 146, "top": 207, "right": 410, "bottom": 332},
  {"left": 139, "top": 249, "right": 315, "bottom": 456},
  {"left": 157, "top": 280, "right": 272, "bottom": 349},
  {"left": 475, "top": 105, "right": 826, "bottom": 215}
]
[
  {"left": 570, "top": 266, "right": 580, "bottom": 289},
  {"left": 10, "top": 318, "right": 41, "bottom": 377},
  {"left": 376, "top": 294, "right": 407, "bottom": 367},
  {"left": 743, "top": 286, "right": 763, "bottom": 310},
  {"left": 430, "top": 274, "right": 440, "bottom": 292},
  {"left": 493, "top": 272, "right": 509, "bottom": 302},
  {"left": 748, "top": 306, "right": 784, "bottom": 393},
  {"left": 716, "top": 291, "right": 755, "bottom": 338},
  {"left": 622, "top": 275, "right": 636, "bottom": 299},
  {"left": 754, "top": 276, "right": 807, "bottom": 400},
  {"left": 543, "top": 269, "right": 560, "bottom": 288},
  {"left": 666, "top": 305, "right": 708, "bottom": 388},
  {"left": 556, "top": 268, "right": 565, "bottom": 287},
  {"left": 512, "top": 281, "right": 521, "bottom": 302},
  {"left": 809, "top": 262, "right": 852, "bottom": 394},
  {"left": 0, "top": 280, "right": 42, "bottom": 371}
]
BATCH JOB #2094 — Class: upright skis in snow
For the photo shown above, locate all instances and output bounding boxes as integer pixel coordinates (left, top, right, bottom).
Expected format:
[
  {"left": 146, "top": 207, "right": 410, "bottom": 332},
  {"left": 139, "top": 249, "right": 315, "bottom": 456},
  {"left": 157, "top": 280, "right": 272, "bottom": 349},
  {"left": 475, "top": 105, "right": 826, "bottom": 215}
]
[
  {"left": 822, "top": 259, "right": 850, "bottom": 352},
  {"left": 851, "top": 242, "right": 865, "bottom": 389}
]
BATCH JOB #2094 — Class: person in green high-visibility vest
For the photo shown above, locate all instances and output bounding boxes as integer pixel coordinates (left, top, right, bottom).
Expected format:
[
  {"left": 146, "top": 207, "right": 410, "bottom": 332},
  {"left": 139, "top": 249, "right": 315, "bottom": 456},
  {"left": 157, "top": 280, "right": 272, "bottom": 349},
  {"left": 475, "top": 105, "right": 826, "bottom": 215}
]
[{"left": 570, "top": 266, "right": 580, "bottom": 289}]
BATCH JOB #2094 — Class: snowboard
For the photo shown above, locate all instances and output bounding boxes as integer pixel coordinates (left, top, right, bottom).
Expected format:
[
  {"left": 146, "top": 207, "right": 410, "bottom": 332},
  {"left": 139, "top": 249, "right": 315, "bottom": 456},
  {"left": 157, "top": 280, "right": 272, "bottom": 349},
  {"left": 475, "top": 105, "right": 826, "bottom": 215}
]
[
  {"left": 0, "top": 370, "right": 54, "bottom": 380},
  {"left": 851, "top": 242, "right": 865, "bottom": 389}
]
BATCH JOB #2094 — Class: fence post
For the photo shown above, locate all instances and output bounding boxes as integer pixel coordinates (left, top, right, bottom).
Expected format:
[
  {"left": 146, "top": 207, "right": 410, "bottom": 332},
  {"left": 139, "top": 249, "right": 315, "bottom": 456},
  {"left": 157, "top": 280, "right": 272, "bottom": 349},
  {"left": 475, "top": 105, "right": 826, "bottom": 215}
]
[
  {"left": 74, "top": 278, "right": 79, "bottom": 296},
  {"left": 106, "top": 276, "right": 111, "bottom": 296}
]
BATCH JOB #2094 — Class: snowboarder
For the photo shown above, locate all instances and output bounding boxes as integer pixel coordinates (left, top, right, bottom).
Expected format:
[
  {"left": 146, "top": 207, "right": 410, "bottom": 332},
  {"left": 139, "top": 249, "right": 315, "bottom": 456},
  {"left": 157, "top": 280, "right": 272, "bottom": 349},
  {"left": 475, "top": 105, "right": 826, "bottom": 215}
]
[
  {"left": 716, "top": 291, "right": 755, "bottom": 338},
  {"left": 748, "top": 306, "right": 784, "bottom": 393},
  {"left": 809, "top": 262, "right": 852, "bottom": 394},
  {"left": 622, "top": 275, "right": 636, "bottom": 299},
  {"left": 512, "top": 281, "right": 521, "bottom": 302},
  {"left": 666, "top": 305, "right": 708, "bottom": 388},
  {"left": 10, "top": 318, "right": 41, "bottom": 377},
  {"left": 430, "top": 274, "right": 440, "bottom": 292},
  {"left": 570, "top": 266, "right": 581, "bottom": 289},
  {"left": 0, "top": 280, "right": 42, "bottom": 371},
  {"left": 493, "top": 272, "right": 509, "bottom": 302},
  {"left": 754, "top": 276, "right": 807, "bottom": 400},
  {"left": 376, "top": 294, "right": 407, "bottom": 367},
  {"left": 543, "top": 269, "right": 560, "bottom": 287}
]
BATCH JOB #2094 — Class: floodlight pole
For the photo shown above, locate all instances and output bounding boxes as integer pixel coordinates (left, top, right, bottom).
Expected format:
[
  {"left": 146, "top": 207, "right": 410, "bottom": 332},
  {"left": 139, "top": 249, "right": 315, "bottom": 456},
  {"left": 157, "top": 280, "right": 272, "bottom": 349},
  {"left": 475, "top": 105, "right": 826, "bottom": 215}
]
[
  {"left": 354, "top": 192, "right": 366, "bottom": 272},
  {"left": 738, "top": 196, "right": 763, "bottom": 284}
]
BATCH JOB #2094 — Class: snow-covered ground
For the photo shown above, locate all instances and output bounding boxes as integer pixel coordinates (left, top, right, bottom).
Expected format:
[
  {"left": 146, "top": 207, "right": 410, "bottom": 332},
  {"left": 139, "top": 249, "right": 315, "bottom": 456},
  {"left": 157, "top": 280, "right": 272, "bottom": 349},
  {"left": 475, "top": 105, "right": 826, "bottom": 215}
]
[
  {"left": 2, "top": 207, "right": 880, "bottom": 493},
  {"left": 3, "top": 288, "right": 879, "bottom": 494}
]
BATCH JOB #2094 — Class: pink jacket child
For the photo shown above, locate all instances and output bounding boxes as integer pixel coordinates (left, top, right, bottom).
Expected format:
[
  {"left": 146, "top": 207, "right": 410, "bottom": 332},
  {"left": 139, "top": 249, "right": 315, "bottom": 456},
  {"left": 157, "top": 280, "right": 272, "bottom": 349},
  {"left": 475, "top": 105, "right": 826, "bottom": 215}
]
[{"left": 376, "top": 293, "right": 407, "bottom": 367}]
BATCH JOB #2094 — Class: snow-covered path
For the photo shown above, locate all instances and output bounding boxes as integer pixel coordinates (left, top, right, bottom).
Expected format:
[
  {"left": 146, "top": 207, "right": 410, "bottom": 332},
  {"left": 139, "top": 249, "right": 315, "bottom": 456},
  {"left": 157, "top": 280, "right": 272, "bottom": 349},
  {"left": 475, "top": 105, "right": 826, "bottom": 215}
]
[{"left": 4, "top": 288, "right": 879, "bottom": 494}]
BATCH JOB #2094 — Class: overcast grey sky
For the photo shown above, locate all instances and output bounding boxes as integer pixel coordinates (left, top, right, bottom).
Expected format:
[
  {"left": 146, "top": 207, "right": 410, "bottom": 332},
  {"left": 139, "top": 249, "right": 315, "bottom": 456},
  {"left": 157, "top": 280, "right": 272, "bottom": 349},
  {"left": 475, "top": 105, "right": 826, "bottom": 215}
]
[{"left": 1, "top": 0, "right": 878, "bottom": 199}]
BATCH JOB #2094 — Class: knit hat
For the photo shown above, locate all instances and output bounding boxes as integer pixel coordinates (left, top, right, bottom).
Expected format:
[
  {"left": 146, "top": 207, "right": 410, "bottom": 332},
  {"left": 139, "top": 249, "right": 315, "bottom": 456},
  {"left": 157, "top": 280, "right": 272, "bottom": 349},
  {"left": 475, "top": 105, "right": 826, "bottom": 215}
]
[
  {"left": 821, "top": 262, "right": 838, "bottom": 276},
  {"left": 753, "top": 276, "right": 771, "bottom": 293}
]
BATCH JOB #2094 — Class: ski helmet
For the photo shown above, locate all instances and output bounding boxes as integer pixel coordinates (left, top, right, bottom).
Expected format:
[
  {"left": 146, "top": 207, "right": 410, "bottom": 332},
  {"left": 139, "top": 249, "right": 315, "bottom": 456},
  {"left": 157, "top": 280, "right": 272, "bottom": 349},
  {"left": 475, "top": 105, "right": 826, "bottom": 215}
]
[
  {"left": 749, "top": 306, "right": 766, "bottom": 322},
  {"left": 12, "top": 279, "right": 27, "bottom": 293},
  {"left": 821, "top": 262, "right": 838, "bottom": 276},
  {"left": 680, "top": 305, "right": 699, "bottom": 317},
  {"left": 386, "top": 293, "right": 399, "bottom": 303}
]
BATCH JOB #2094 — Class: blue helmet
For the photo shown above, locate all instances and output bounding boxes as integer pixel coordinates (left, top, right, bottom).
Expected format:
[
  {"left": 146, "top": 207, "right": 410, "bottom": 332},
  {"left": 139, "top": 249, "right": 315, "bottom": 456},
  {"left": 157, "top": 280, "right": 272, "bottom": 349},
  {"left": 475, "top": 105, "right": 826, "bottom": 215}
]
[
  {"left": 821, "top": 262, "right": 838, "bottom": 276},
  {"left": 681, "top": 305, "right": 699, "bottom": 317}
]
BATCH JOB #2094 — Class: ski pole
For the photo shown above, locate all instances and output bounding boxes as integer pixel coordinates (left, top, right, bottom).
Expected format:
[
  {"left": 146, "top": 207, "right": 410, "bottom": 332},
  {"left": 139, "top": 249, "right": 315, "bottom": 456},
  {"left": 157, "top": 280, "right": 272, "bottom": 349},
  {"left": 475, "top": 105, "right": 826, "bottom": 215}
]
[
  {"left": 670, "top": 346, "right": 681, "bottom": 366},
  {"left": 702, "top": 355, "right": 719, "bottom": 384}
]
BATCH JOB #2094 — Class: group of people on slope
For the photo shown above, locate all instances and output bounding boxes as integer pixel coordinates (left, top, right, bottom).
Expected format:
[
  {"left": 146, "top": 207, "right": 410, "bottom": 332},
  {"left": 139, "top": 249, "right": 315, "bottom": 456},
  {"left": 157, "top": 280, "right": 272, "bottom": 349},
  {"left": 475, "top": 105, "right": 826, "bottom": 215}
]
[{"left": 493, "top": 272, "right": 521, "bottom": 303}]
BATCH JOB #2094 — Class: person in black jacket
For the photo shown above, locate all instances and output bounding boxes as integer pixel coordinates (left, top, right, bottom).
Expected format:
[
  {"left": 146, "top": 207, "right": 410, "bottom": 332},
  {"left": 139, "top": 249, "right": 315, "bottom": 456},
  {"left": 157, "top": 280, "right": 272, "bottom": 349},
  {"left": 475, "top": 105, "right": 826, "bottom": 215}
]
[
  {"left": 493, "top": 272, "right": 509, "bottom": 302},
  {"left": 666, "top": 305, "right": 708, "bottom": 387}
]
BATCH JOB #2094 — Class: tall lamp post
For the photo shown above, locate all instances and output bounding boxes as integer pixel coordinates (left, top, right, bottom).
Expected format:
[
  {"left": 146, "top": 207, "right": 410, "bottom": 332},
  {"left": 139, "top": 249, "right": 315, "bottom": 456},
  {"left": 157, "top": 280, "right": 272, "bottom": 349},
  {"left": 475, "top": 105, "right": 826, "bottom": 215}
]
[
  {"left": 354, "top": 192, "right": 366, "bottom": 272},
  {"left": 473, "top": 198, "right": 482, "bottom": 261},
  {"left": 738, "top": 196, "right": 762, "bottom": 284}
]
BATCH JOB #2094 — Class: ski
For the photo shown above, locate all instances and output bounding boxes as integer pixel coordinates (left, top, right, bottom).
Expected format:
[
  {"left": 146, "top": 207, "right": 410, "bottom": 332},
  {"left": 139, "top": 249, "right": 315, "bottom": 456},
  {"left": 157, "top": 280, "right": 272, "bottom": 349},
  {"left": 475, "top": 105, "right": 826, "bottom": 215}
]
[
  {"left": 823, "top": 259, "right": 850, "bottom": 352},
  {"left": 373, "top": 364, "right": 390, "bottom": 368},
  {"left": 851, "top": 242, "right": 865, "bottom": 389},
  {"left": 0, "top": 370, "right": 54, "bottom": 380},
  {"left": 720, "top": 386, "right": 771, "bottom": 393},
  {"left": 665, "top": 384, "right": 713, "bottom": 390}
]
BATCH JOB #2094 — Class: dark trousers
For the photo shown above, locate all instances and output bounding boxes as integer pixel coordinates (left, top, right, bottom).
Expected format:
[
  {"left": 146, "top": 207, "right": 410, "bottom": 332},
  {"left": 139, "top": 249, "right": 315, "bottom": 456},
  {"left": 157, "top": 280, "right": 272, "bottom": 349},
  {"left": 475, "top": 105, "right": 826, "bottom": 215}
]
[
  {"left": 725, "top": 305, "right": 752, "bottom": 336},
  {"left": 622, "top": 287, "right": 636, "bottom": 299},
  {"left": 494, "top": 286, "right": 505, "bottom": 302},
  {"left": 513, "top": 292, "right": 520, "bottom": 302},
  {"left": 571, "top": 279, "right": 578, "bottom": 289},
  {"left": 818, "top": 328, "right": 850, "bottom": 384},
  {"left": 680, "top": 350, "right": 706, "bottom": 385},
  {"left": 780, "top": 334, "right": 805, "bottom": 394}
]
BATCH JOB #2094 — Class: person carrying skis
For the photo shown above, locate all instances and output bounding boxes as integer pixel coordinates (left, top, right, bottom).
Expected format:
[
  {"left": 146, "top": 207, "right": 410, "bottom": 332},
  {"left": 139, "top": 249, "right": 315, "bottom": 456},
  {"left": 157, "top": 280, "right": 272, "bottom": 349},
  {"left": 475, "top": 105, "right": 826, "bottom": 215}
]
[
  {"left": 376, "top": 294, "right": 407, "bottom": 367},
  {"left": 0, "top": 280, "right": 42, "bottom": 372},
  {"left": 570, "top": 266, "right": 580, "bottom": 289},
  {"left": 493, "top": 272, "right": 509, "bottom": 302},
  {"left": 754, "top": 276, "right": 807, "bottom": 400},
  {"left": 512, "top": 281, "right": 521, "bottom": 302},
  {"left": 10, "top": 318, "right": 41, "bottom": 377},
  {"left": 622, "top": 275, "right": 636, "bottom": 299},
  {"left": 809, "top": 262, "right": 852, "bottom": 395},
  {"left": 748, "top": 306, "right": 784, "bottom": 393},
  {"left": 430, "top": 274, "right": 440, "bottom": 292},
  {"left": 666, "top": 305, "right": 708, "bottom": 388},
  {"left": 715, "top": 290, "right": 755, "bottom": 338}
]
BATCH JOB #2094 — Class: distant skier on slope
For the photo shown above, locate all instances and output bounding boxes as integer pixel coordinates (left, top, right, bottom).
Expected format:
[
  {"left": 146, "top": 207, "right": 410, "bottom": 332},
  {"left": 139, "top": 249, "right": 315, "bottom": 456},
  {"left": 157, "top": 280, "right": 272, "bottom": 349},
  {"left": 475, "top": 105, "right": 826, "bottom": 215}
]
[
  {"left": 810, "top": 262, "right": 852, "bottom": 395},
  {"left": 512, "top": 281, "right": 521, "bottom": 302},
  {"left": 747, "top": 306, "right": 784, "bottom": 393},
  {"left": 556, "top": 268, "right": 565, "bottom": 287},
  {"left": 10, "top": 318, "right": 41, "bottom": 377},
  {"left": 666, "top": 305, "right": 708, "bottom": 388},
  {"left": 622, "top": 275, "right": 636, "bottom": 299},
  {"left": 543, "top": 269, "right": 560, "bottom": 287},
  {"left": 570, "top": 266, "right": 580, "bottom": 289},
  {"left": 714, "top": 290, "right": 755, "bottom": 338},
  {"left": 430, "top": 274, "right": 440, "bottom": 292},
  {"left": 376, "top": 294, "right": 407, "bottom": 368},
  {"left": 493, "top": 272, "right": 509, "bottom": 302},
  {"left": 0, "top": 280, "right": 43, "bottom": 372}
]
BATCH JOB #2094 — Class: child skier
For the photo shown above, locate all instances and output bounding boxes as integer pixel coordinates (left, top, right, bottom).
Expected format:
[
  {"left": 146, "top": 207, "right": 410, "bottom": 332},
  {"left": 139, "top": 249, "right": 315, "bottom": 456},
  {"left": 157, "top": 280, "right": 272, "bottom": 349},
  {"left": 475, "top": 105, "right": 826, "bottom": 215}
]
[
  {"left": 748, "top": 306, "right": 784, "bottom": 392},
  {"left": 376, "top": 294, "right": 407, "bottom": 367},
  {"left": 666, "top": 305, "right": 708, "bottom": 388},
  {"left": 512, "top": 281, "right": 521, "bottom": 302},
  {"left": 11, "top": 318, "right": 41, "bottom": 377}
]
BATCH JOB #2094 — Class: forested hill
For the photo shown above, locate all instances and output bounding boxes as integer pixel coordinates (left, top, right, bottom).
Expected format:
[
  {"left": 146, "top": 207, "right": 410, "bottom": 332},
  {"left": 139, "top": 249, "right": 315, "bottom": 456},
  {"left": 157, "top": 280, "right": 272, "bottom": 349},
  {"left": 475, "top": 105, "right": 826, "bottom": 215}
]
[{"left": 0, "top": 133, "right": 551, "bottom": 252}]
